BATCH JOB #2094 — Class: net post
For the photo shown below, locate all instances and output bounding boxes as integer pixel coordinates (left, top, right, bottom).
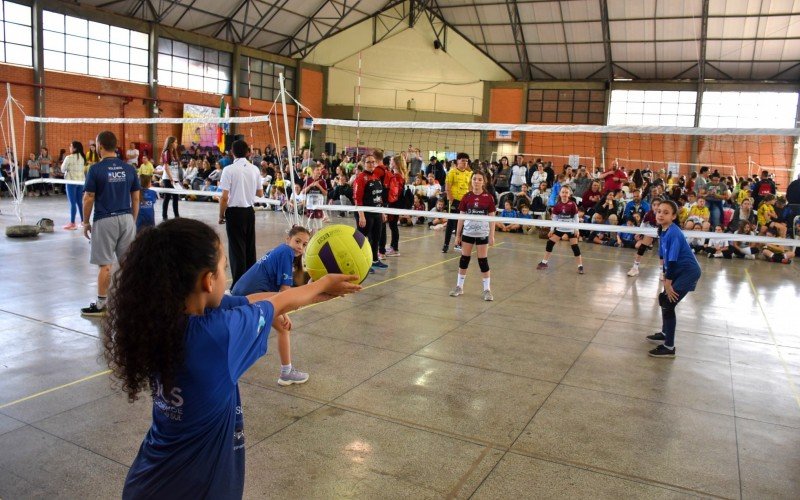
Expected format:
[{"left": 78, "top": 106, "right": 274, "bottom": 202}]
[
  {"left": 279, "top": 73, "right": 299, "bottom": 225},
  {"left": 6, "top": 82, "right": 23, "bottom": 222}
]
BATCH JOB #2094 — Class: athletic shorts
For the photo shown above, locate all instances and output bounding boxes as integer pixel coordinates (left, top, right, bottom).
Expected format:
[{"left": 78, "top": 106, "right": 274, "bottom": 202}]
[
  {"left": 461, "top": 234, "right": 489, "bottom": 245},
  {"left": 90, "top": 214, "right": 136, "bottom": 266},
  {"left": 552, "top": 229, "right": 577, "bottom": 239}
]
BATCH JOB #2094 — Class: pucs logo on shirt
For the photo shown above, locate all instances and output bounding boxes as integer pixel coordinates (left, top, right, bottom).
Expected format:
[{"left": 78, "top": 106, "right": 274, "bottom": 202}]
[
  {"left": 107, "top": 166, "right": 127, "bottom": 183},
  {"left": 152, "top": 378, "right": 184, "bottom": 421}
]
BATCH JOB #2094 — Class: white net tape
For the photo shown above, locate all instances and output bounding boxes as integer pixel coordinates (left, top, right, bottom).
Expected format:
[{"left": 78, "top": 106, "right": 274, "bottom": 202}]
[{"left": 306, "top": 203, "right": 798, "bottom": 247}]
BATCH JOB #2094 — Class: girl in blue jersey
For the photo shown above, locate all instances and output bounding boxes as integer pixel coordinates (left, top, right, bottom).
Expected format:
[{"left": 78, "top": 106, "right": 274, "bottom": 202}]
[
  {"left": 646, "top": 199, "right": 701, "bottom": 358},
  {"left": 231, "top": 225, "right": 312, "bottom": 386},
  {"left": 103, "top": 218, "right": 359, "bottom": 499}
]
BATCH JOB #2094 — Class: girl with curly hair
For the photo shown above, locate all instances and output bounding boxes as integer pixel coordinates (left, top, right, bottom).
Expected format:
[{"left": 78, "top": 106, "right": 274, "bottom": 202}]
[{"left": 103, "top": 218, "right": 360, "bottom": 498}]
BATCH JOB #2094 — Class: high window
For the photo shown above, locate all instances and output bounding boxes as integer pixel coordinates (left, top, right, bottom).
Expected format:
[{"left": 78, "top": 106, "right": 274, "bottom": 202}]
[
  {"left": 42, "top": 11, "right": 148, "bottom": 82},
  {"left": 0, "top": 1, "right": 32, "bottom": 67},
  {"left": 699, "top": 91, "right": 798, "bottom": 129},
  {"left": 239, "top": 55, "right": 294, "bottom": 101},
  {"left": 158, "top": 38, "right": 230, "bottom": 94},
  {"left": 608, "top": 90, "right": 697, "bottom": 127}
]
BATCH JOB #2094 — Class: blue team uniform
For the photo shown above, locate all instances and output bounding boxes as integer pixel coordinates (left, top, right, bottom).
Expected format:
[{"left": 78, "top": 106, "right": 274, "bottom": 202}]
[
  {"left": 122, "top": 295, "right": 273, "bottom": 499},
  {"left": 659, "top": 223, "right": 702, "bottom": 291},
  {"left": 231, "top": 244, "right": 295, "bottom": 295},
  {"left": 136, "top": 188, "right": 158, "bottom": 231},
  {"left": 84, "top": 157, "right": 140, "bottom": 221}
]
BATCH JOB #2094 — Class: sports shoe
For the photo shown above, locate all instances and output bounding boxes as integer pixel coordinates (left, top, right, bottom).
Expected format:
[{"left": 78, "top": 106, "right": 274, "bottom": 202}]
[
  {"left": 646, "top": 332, "right": 666, "bottom": 343},
  {"left": 277, "top": 368, "right": 309, "bottom": 386},
  {"left": 63, "top": 222, "right": 77, "bottom": 230},
  {"left": 378, "top": 252, "right": 386, "bottom": 260},
  {"left": 627, "top": 266, "right": 639, "bottom": 277},
  {"left": 372, "top": 260, "right": 388, "bottom": 269},
  {"left": 454, "top": 245, "right": 462, "bottom": 251},
  {"left": 482, "top": 289, "right": 494, "bottom": 301},
  {"left": 536, "top": 261, "right": 548, "bottom": 270},
  {"left": 80, "top": 302, "right": 106, "bottom": 317},
  {"left": 449, "top": 286, "right": 463, "bottom": 297},
  {"left": 648, "top": 345, "right": 676, "bottom": 358},
  {"left": 578, "top": 265, "right": 584, "bottom": 274},
  {"left": 442, "top": 245, "right": 449, "bottom": 253},
  {"left": 384, "top": 247, "right": 400, "bottom": 257},
  {"left": 744, "top": 254, "right": 756, "bottom": 260}
]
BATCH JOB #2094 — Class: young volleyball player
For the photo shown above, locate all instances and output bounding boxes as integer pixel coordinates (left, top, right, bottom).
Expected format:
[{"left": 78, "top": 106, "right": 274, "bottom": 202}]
[
  {"left": 536, "top": 185, "right": 584, "bottom": 274},
  {"left": 231, "top": 225, "right": 312, "bottom": 385},
  {"left": 627, "top": 198, "right": 661, "bottom": 276},
  {"left": 449, "top": 170, "right": 497, "bottom": 300},
  {"left": 646, "top": 199, "right": 702, "bottom": 358},
  {"left": 104, "top": 218, "right": 359, "bottom": 498}
]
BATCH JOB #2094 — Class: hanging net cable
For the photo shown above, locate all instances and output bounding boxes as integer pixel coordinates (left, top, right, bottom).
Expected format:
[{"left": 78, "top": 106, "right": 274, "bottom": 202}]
[{"left": 308, "top": 118, "right": 800, "bottom": 247}]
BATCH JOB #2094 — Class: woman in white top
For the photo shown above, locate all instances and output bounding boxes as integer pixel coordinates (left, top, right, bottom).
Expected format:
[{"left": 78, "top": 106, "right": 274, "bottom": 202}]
[
  {"left": 61, "top": 141, "right": 87, "bottom": 230},
  {"left": 183, "top": 159, "right": 199, "bottom": 188},
  {"left": 509, "top": 157, "right": 527, "bottom": 193}
]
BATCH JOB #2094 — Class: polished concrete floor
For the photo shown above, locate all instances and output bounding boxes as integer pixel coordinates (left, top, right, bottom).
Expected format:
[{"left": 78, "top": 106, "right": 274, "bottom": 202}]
[{"left": 1, "top": 195, "right": 799, "bottom": 499}]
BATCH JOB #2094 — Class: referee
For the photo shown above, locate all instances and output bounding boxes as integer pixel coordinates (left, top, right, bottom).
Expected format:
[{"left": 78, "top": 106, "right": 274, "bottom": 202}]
[
  {"left": 219, "top": 139, "right": 263, "bottom": 287},
  {"left": 443, "top": 152, "right": 473, "bottom": 253}
]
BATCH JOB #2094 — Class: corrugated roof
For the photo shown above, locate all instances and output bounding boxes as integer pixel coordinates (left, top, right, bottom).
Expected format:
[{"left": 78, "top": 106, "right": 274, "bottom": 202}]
[{"left": 79, "top": 0, "right": 800, "bottom": 81}]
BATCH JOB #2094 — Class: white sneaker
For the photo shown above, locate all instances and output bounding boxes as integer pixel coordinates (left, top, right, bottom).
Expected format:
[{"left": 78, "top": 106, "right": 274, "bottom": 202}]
[
  {"left": 744, "top": 254, "right": 756, "bottom": 260},
  {"left": 449, "top": 286, "right": 463, "bottom": 297},
  {"left": 384, "top": 247, "right": 400, "bottom": 257},
  {"left": 627, "top": 266, "right": 639, "bottom": 277},
  {"left": 482, "top": 289, "right": 494, "bottom": 301}
]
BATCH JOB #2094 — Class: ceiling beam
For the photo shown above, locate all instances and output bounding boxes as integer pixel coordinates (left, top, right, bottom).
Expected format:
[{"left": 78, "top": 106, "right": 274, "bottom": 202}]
[
  {"left": 768, "top": 61, "right": 800, "bottom": 80},
  {"left": 598, "top": 0, "right": 614, "bottom": 82},
  {"left": 557, "top": 0, "right": 572, "bottom": 80},
  {"left": 242, "top": 0, "right": 290, "bottom": 46},
  {"left": 506, "top": 0, "right": 531, "bottom": 80},
  {"left": 693, "top": 0, "right": 709, "bottom": 126},
  {"left": 410, "top": 0, "right": 447, "bottom": 51},
  {"left": 213, "top": 0, "right": 249, "bottom": 39}
]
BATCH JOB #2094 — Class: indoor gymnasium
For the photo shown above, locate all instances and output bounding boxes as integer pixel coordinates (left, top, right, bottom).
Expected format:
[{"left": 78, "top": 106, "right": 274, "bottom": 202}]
[{"left": 1, "top": 0, "right": 799, "bottom": 498}]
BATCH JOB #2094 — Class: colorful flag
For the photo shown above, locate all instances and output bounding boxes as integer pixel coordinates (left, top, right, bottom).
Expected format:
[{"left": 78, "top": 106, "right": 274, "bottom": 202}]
[{"left": 216, "top": 97, "right": 229, "bottom": 152}]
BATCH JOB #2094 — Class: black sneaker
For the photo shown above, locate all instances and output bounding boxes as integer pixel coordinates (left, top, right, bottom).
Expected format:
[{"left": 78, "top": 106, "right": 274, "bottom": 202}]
[
  {"left": 646, "top": 332, "right": 666, "bottom": 343},
  {"left": 442, "top": 245, "right": 449, "bottom": 253},
  {"left": 578, "top": 265, "right": 584, "bottom": 274},
  {"left": 648, "top": 345, "right": 676, "bottom": 358},
  {"left": 81, "top": 302, "right": 106, "bottom": 317}
]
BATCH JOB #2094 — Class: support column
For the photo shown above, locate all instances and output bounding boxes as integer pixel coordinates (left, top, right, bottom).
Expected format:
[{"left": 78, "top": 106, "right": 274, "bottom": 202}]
[
  {"left": 230, "top": 44, "right": 241, "bottom": 136},
  {"left": 32, "top": 0, "right": 45, "bottom": 149},
  {"left": 148, "top": 22, "right": 160, "bottom": 148}
]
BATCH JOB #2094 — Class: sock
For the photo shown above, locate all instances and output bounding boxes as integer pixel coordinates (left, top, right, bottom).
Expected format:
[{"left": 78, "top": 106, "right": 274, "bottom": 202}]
[
  {"left": 541, "top": 259, "right": 548, "bottom": 264},
  {"left": 633, "top": 261, "right": 640, "bottom": 268},
  {"left": 97, "top": 295, "right": 107, "bottom": 309},
  {"left": 456, "top": 274, "right": 466, "bottom": 288},
  {"left": 482, "top": 277, "right": 490, "bottom": 291},
  {"left": 280, "top": 364, "right": 292, "bottom": 375}
]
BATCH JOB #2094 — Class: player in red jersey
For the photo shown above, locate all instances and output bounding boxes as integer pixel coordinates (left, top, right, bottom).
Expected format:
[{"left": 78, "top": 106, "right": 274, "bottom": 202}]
[
  {"left": 537, "top": 185, "right": 584, "bottom": 274},
  {"left": 449, "top": 170, "right": 497, "bottom": 300}
]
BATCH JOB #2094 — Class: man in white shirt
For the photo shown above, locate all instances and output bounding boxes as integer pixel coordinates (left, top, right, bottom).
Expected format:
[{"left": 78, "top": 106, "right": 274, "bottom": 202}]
[
  {"left": 218, "top": 139, "right": 263, "bottom": 287},
  {"left": 126, "top": 142, "right": 139, "bottom": 168}
]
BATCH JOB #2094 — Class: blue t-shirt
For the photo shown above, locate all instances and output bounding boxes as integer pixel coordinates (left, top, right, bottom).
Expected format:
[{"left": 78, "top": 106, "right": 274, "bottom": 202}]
[
  {"left": 84, "top": 157, "right": 140, "bottom": 222},
  {"left": 136, "top": 188, "right": 158, "bottom": 231},
  {"left": 500, "top": 209, "right": 518, "bottom": 219},
  {"left": 123, "top": 295, "right": 273, "bottom": 499},
  {"left": 231, "top": 244, "right": 295, "bottom": 296},
  {"left": 659, "top": 223, "right": 702, "bottom": 292}
]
